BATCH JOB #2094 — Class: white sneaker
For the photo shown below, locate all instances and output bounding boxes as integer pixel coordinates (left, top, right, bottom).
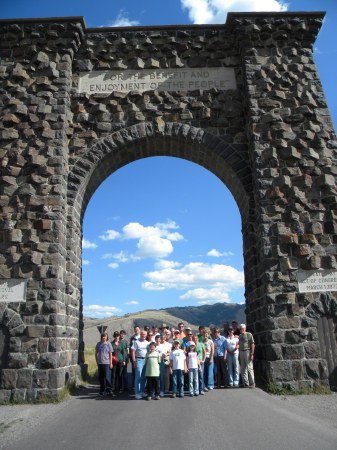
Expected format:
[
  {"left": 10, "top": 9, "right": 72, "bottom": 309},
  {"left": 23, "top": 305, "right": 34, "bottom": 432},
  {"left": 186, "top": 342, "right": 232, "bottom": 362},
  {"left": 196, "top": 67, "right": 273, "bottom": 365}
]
[
  {"left": 160, "top": 391, "right": 164, "bottom": 397},
  {"left": 135, "top": 394, "right": 142, "bottom": 400}
]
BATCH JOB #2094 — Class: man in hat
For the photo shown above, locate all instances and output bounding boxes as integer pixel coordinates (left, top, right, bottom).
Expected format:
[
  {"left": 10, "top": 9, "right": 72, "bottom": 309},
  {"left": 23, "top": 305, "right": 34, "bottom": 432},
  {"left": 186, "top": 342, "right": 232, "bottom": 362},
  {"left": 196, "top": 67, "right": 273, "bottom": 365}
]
[{"left": 239, "top": 324, "right": 255, "bottom": 388}]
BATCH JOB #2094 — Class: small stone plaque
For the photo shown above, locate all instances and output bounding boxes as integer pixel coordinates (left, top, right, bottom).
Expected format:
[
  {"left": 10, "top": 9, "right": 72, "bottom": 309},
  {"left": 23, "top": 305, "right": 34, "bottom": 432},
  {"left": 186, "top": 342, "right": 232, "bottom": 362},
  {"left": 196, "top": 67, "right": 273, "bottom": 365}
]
[
  {"left": 78, "top": 67, "right": 236, "bottom": 94},
  {"left": 0, "top": 279, "right": 27, "bottom": 303},
  {"left": 297, "top": 270, "right": 337, "bottom": 293}
]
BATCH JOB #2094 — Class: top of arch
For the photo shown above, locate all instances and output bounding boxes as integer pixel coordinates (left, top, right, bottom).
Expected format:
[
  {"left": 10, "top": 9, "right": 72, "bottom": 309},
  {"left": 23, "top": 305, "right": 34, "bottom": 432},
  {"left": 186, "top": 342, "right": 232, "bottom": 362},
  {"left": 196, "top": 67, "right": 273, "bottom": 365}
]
[{"left": 0, "top": 11, "right": 325, "bottom": 32}]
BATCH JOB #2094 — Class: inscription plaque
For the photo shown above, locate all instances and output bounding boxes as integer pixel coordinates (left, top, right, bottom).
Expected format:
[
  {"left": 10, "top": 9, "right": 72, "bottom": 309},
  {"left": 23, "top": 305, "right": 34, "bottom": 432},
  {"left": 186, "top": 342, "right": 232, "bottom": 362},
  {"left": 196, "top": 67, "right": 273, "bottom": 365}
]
[
  {"left": 297, "top": 270, "right": 337, "bottom": 293},
  {"left": 0, "top": 279, "right": 27, "bottom": 303},
  {"left": 78, "top": 67, "right": 236, "bottom": 94}
]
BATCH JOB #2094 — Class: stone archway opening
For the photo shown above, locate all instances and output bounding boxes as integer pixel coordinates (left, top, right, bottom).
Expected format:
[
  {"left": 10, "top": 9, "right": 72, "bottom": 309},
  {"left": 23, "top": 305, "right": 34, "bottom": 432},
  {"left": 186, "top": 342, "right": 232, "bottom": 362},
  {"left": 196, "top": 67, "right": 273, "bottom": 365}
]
[
  {"left": 80, "top": 154, "right": 246, "bottom": 333},
  {"left": 70, "top": 126, "right": 254, "bottom": 368}
]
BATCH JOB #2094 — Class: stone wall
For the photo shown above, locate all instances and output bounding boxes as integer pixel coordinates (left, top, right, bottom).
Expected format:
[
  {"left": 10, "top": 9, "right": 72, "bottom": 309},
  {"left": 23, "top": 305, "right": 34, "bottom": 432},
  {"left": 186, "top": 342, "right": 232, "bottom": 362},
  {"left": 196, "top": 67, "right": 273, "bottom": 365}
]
[
  {"left": 0, "top": 18, "right": 85, "bottom": 401},
  {"left": 0, "top": 12, "right": 336, "bottom": 400}
]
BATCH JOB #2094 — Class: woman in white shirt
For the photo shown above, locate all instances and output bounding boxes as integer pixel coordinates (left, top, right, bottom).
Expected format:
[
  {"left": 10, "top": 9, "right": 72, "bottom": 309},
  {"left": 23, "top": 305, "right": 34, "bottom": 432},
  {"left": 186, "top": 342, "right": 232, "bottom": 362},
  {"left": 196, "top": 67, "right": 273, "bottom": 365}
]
[
  {"left": 157, "top": 333, "right": 172, "bottom": 396},
  {"left": 224, "top": 327, "right": 239, "bottom": 387}
]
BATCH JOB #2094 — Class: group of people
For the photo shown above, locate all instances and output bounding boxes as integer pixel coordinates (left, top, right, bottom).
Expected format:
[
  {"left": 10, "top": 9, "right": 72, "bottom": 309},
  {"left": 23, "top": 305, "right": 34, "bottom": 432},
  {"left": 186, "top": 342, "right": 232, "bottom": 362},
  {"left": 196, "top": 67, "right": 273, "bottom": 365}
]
[{"left": 95, "top": 320, "right": 255, "bottom": 400}]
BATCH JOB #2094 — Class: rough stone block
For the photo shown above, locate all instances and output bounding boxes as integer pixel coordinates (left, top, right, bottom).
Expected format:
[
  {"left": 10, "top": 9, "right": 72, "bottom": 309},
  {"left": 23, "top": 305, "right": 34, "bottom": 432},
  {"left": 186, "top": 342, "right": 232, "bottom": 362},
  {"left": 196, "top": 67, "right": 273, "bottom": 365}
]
[
  {"left": 291, "top": 361, "right": 304, "bottom": 381},
  {"left": 36, "top": 388, "right": 60, "bottom": 401},
  {"left": 8, "top": 353, "right": 28, "bottom": 369},
  {"left": 266, "top": 360, "right": 293, "bottom": 382},
  {"left": 304, "top": 342, "right": 321, "bottom": 359},
  {"left": 12, "top": 389, "right": 27, "bottom": 402},
  {"left": 26, "top": 325, "right": 46, "bottom": 337},
  {"left": 285, "top": 329, "right": 306, "bottom": 344},
  {"left": 0, "top": 389, "right": 11, "bottom": 403},
  {"left": 277, "top": 317, "right": 300, "bottom": 329},
  {"left": 17, "top": 369, "right": 33, "bottom": 388},
  {"left": 38, "top": 353, "right": 60, "bottom": 369},
  {"left": 282, "top": 344, "right": 305, "bottom": 360},
  {"left": 22, "top": 338, "right": 39, "bottom": 353},
  {"left": 304, "top": 360, "right": 320, "bottom": 379},
  {"left": 32, "top": 369, "right": 49, "bottom": 388},
  {"left": 1, "top": 369, "right": 17, "bottom": 389},
  {"left": 264, "top": 344, "right": 283, "bottom": 361},
  {"left": 48, "top": 368, "right": 65, "bottom": 389}
]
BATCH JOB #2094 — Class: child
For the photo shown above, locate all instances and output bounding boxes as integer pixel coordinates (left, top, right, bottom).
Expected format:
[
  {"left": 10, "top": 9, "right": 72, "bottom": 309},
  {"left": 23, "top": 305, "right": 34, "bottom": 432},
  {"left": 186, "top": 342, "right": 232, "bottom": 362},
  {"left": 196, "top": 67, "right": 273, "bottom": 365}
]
[
  {"left": 144, "top": 341, "right": 161, "bottom": 400},
  {"left": 169, "top": 340, "right": 187, "bottom": 398},
  {"left": 194, "top": 335, "right": 206, "bottom": 395},
  {"left": 186, "top": 342, "right": 201, "bottom": 396}
]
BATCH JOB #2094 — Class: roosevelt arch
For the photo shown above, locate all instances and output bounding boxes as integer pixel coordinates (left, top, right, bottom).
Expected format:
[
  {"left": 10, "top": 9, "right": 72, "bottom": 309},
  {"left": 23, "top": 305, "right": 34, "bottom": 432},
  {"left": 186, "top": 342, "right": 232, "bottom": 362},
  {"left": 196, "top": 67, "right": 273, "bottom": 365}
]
[{"left": 0, "top": 12, "right": 336, "bottom": 400}]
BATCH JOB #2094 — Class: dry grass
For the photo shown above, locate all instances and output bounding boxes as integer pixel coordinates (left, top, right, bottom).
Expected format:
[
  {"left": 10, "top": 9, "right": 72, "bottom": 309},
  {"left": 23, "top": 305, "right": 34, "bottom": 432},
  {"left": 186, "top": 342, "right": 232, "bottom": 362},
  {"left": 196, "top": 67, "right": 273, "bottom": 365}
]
[{"left": 83, "top": 345, "right": 98, "bottom": 383}]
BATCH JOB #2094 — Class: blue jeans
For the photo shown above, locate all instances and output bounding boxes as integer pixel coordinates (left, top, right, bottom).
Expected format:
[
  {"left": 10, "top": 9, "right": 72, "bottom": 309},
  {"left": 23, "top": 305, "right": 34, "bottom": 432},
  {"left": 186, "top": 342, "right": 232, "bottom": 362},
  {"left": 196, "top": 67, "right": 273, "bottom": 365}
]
[
  {"left": 134, "top": 358, "right": 146, "bottom": 396},
  {"left": 172, "top": 369, "right": 184, "bottom": 396},
  {"left": 188, "top": 368, "right": 199, "bottom": 395},
  {"left": 97, "top": 364, "right": 112, "bottom": 394},
  {"left": 198, "top": 362, "right": 205, "bottom": 393},
  {"left": 227, "top": 352, "right": 239, "bottom": 386},
  {"left": 160, "top": 361, "right": 170, "bottom": 393},
  {"left": 204, "top": 357, "right": 214, "bottom": 389}
]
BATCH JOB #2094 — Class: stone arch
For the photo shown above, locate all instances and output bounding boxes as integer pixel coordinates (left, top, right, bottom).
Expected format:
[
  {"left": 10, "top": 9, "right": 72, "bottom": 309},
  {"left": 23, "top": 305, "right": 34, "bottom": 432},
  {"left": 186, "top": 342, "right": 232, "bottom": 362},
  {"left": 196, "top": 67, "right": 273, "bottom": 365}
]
[
  {"left": 67, "top": 122, "right": 252, "bottom": 220},
  {"left": 0, "top": 306, "right": 25, "bottom": 337},
  {"left": 1, "top": 13, "right": 336, "bottom": 399},
  {"left": 0, "top": 306, "right": 25, "bottom": 391},
  {"left": 66, "top": 122, "right": 257, "bottom": 365}
]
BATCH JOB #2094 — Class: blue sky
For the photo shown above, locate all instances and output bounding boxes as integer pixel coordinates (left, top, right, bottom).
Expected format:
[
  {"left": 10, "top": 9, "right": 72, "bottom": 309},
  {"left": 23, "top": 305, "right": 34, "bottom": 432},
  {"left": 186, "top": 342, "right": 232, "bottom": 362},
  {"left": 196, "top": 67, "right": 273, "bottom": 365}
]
[{"left": 1, "top": 1, "right": 336, "bottom": 318}]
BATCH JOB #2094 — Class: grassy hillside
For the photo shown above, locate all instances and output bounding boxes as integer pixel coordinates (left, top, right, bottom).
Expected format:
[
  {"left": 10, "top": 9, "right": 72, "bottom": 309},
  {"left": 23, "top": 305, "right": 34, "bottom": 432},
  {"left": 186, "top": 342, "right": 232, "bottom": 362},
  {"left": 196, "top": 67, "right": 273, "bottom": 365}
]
[{"left": 83, "top": 302, "right": 245, "bottom": 347}]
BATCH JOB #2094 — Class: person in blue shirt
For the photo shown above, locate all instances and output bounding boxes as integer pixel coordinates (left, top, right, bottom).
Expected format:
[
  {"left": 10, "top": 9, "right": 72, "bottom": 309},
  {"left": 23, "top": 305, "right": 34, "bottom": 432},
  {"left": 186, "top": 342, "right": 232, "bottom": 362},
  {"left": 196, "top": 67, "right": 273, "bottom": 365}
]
[{"left": 213, "top": 327, "right": 227, "bottom": 388}]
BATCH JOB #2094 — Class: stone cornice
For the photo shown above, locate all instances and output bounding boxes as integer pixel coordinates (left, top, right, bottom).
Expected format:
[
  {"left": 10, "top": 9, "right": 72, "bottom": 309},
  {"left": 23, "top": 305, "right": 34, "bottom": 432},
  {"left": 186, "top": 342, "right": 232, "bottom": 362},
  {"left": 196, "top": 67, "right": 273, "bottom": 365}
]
[{"left": 0, "top": 11, "right": 325, "bottom": 34}]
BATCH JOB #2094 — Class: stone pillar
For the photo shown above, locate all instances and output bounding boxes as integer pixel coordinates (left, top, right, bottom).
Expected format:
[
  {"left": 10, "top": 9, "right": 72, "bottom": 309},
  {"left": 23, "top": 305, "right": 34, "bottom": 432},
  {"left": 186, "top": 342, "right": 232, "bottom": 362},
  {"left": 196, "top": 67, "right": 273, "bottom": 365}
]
[
  {"left": 229, "top": 12, "right": 337, "bottom": 389},
  {"left": 0, "top": 18, "right": 85, "bottom": 401}
]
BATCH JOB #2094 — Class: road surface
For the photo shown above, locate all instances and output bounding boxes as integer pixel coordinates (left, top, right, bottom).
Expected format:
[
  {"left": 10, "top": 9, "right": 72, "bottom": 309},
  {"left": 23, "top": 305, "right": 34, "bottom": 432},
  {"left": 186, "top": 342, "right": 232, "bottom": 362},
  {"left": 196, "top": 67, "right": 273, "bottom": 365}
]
[{"left": 1, "top": 386, "right": 336, "bottom": 450}]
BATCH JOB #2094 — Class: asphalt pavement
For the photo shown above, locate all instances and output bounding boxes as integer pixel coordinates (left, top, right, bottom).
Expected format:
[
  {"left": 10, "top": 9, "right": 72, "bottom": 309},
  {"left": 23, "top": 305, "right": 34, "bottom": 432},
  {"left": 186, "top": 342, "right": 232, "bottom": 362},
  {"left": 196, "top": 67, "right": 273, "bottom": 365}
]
[{"left": 1, "top": 386, "right": 336, "bottom": 450}]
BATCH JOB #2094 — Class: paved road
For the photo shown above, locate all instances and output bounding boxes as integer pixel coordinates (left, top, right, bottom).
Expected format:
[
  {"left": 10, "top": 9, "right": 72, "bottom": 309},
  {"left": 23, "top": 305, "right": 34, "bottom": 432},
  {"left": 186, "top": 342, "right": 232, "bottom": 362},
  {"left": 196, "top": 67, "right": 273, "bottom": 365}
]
[{"left": 1, "top": 387, "right": 337, "bottom": 450}]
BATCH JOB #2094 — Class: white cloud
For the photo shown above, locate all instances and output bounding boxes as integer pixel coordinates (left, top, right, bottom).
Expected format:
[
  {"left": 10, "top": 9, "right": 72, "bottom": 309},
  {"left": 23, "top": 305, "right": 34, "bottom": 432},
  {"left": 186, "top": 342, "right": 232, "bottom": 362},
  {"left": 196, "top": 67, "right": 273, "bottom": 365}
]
[
  {"left": 123, "top": 221, "right": 183, "bottom": 259},
  {"left": 181, "top": 0, "right": 288, "bottom": 24},
  {"left": 83, "top": 304, "right": 122, "bottom": 318},
  {"left": 142, "top": 282, "right": 166, "bottom": 291},
  {"left": 207, "top": 249, "right": 234, "bottom": 258},
  {"left": 99, "top": 229, "right": 121, "bottom": 241},
  {"left": 136, "top": 235, "right": 174, "bottom": 259},
  {"left": 105, "top": 10, "right": 140, "bottom": 27},
  {"left": 108, "top": 262, "right": 119, "bottom": 269},
  {"left": 82, "top": 259, "right": 90, "bottom": 266},
  {"left": 82, "top": 238, "right": 97, "bottom": 249},
  {"left": 180, "top": 287, "right": 231, "bottom": 301},
  {"left": 124, "top": 300, "right": 139, "bottom": 305},
  {"left": 112, "top": 251, "right": 131, "bottom": 263},
  {"left": 100, "top": 220, "right": 184, "bottom": 263},
  {"left": 154, "top": 260, "right": 181, "bottom": 270},
  {"left": 142, "top": 262, "right": 244, "bottom": 291}
]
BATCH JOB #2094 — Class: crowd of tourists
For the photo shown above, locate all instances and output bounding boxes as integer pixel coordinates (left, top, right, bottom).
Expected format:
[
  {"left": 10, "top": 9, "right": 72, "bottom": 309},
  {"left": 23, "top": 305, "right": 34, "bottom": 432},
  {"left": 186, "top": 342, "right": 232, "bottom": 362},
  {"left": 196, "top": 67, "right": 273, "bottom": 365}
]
[{"left": 95, "top": 320, "right": 255, "bottom": 400}]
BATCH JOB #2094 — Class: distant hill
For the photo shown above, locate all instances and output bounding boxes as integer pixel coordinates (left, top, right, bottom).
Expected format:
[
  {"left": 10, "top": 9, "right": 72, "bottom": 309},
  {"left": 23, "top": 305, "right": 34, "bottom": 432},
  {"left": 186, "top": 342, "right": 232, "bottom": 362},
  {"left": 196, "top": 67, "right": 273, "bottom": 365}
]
[
  {"left": 161, "top": 303, "right": 245, "bottom": 327},
  {"left": 83, "top": 302, "right": 245, "bottom": 347}
]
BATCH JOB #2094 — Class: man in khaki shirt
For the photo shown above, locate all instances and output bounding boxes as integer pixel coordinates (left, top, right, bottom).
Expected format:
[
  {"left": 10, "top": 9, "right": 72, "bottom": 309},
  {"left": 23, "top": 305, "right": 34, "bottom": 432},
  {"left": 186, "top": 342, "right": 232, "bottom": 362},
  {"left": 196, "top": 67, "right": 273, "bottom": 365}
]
[{"left": 238, "top": 324, "right": 255, "bottom": 388}]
